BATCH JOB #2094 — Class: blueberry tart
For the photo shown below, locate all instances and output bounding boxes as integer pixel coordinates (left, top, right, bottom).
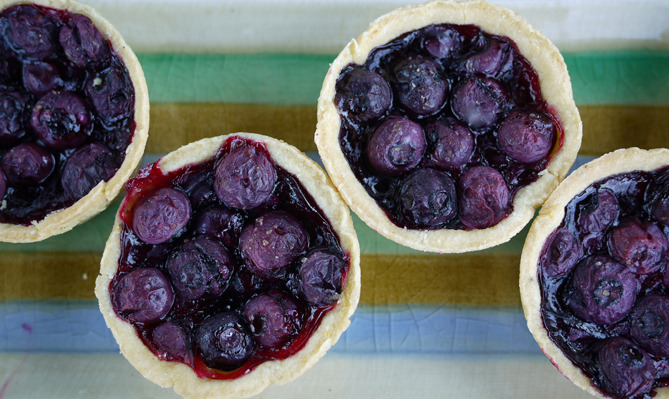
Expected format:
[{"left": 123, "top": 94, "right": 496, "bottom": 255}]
[
  {"left": 0, "top": 0, "right": 149, "bottom": 242},
  {"left": 520, "top": 148, "right": 669, "bottom": 399},
  {"left": 316, "top": 0, "right": 581, "bottom": 252},
  {"left": 95, "top": 133, "right": 360, "bottom": 399}
]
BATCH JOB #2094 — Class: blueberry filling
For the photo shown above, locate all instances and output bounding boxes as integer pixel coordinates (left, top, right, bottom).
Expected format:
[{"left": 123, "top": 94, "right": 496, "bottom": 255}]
[
  {"left": 538, "top": 167, "right": 669, "bottom": 399},
  {"left": 111, "top": 137, "right": 350, "bottom": 379},
  {"left": 0, "top": 4, "right": 135, "bottom": 225},
  {"left": 335, "top": 24, "right": 563, "bottom": 230}
]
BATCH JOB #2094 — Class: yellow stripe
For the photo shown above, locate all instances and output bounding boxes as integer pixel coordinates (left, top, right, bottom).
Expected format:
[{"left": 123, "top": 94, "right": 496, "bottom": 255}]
[
  {"left": 147, "top": 104, "right": 669, "bottom": 155},
  {"left": 0, "top": 252, "right": 521, "bottom": 306}
]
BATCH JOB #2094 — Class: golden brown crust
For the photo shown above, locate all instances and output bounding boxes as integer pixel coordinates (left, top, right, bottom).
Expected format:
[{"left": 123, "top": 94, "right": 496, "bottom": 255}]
[
  {"left": 95, "top": 133, "right": 360, "bottom": 399},
  {"left": 315, "top": 0, "right": 582, "bottom": 253},
  {"left": 519, "top": 148, "right": 669, "bottom": 399},
  {"left": 0, "top": 0, "right": 149, "bottom": 243}
]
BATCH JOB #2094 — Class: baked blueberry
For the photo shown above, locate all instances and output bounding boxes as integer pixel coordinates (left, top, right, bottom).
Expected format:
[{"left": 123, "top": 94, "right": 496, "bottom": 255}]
[
  {"left": 608, "top": 218, "right": 668, "bottom": 275},
  {"left": 451, "top": 76, "right": 509, "bottom": 130},
  {"left": 243, "top": 290, "right": 302, "bottom": 349},
  {"left": 2, "top": 5, "right": 58, "bottom": 59},
  {"left": 458, "top": 165, "right": 509, "bottom": 229},
  {"left": 22, "top": 61, "right": 63, "bottom": 96},
  {"left": 196, "top": 312, "right": 254, "bottom": 371},
  {"left": 214, "top": 142, "right": 277, "bottom": 210},
  {"left": 61, "top": 143, "right": 117, "bottom": 201},
  {"left": 464, "top": 38, "right": 513, "bottom": 77},
  {"left": 426, "top": 120, "right": 474, "bottom": 169},
  {"left": 423, "top": 25, "right": 464, "bottom": 60},
  {"left": 365, "top": 117, "right": 426, "bottom": 176},
  {"left": 335, "top": 67, "right": 391, "bottom": 124},
  {"left": 0, "top": 92, "right": 26, "bottom": 144},
  {"left": 497, "top": 111, "right": 555, "bottom": 164},
  {"left": 597, "top": 337, "right": 656, "bottom": 398},
  {"left": 111, "top": 268, "right": 174, "bottom": 324},
  {"left": 59, "top": 14, "right": 111, "bottom": 69},
  {"left": 132, "top": 187, "right": 191, "bottom": 245},
  {"left": 152, "top": 321, "right": 192, "bottom": 363},
  {"left": 85, "top": 63, "right": 134, "bottom": 125},
  {"left": 629, "top": 295, "right": 669, "bottom": 358},
  {"left": 396, "top": 168, "right": 457, "bottom": 228},
  {"left": 31, "top": 90, "right": 94, "bottom": 150},
  {"left": 391, "top": 54, "right": 448, "bottom": 115},
  {"left": 540, "top": 228, "right": 580, "bottom": 278},
  {"left": 193, "top": 205, "right": 244, "bottom": 248},
  {"left": 578, "top": 189, "right": 619, "bottom": 251},
  {"left": 298, "top": 250, "right": 346, "bottom": 307},
  {"left": 1, "top": 142, "right": 54, "bottom": 186}
]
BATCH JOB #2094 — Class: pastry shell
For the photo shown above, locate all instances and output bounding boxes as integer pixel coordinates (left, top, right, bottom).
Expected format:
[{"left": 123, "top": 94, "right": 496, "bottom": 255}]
[
  {"left": 95, "top": 132, "right": 361, "bottom": 399},
  {"left": 520, "top": 147, "right": 669, "bottom": 399},
  {"left": 0, "top": 0, "right": 149, "bottom": 243},
  {"left": 315, "top": 0, "right": 582, "bottom": 253}
]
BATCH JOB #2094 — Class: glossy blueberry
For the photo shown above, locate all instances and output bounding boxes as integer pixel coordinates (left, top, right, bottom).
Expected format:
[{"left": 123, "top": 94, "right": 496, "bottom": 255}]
[
  {"left": 335, "top": 67, "right": 391, "bottom": 123},
  {"left": 111, "top": 268, "right": 174, "bottom": 324},
  {"left": 597, "top": 337, "right": 655, "bottom": 398},
  {"left": 608, "top": 218, "right": 668, "bottom": 275},
  {"left": 22, "top": 61, "right": 63, "bottom": 96},
  {"left": 458, "top": 165, "right": 509, "bottom": 229},
  {"left": 396, "top": 168, "right": 457, "bottom": 228},
  {"left": 298, "top": 250, "right": 346, "bottom": 307},
  {"left": 59, "top": 14, "right": 111, "bottom": 69},
  {"left": 391, "top": 54, "right": 448, "bottom": 115},
  {"left": 196, "top": 312, "right": 254, "bottom": 371},
  {"left": 653, "top": 196, "right": 669, "bottom": 227},
  {"left": 152, "top": 321, "right": 192, "bottom": 363},
  {"left": 194, "top": 205, "right": 245, "bottom": 249},
  {"left": 423, "top": 26, "right": 463, "bottom": 59},
  {"left": 214, "top": 144, "right": 277, "bottom": 210},
  {"left": 426, "top": 120, "right": 474, "bottom": 169},
  {"left": 165, "top": 236, "right": 233, "bottom": 301},
  {"left": 176, "top": 170, "right": 216, "bottom": 208},
  {"left": 497, "top": 111, "right": 555, "bottom": 164},
  {"left": 240, "top": 211, "right": 308, "bottom": 279},
  {"left": 541, "top": 228, "right": 581, "bottom": 278},
  {"left": 243, "top": 290, "right": 301, "bottom": 349},
  {"left": 0, "top": 92, "right": 26, "bottom": 144},
  {"left": 132, "top": 187, "right": 191, "bottom": 245},
  {"left": 31, "top": 91, "right": 94, "bottom": 150},
  {"left": 2, "top": 5, "right": 58, "bottom": 59},
  {"left": 61, "top": 143, "right": 117, "bottom": 201},
  {"left": 577, "top": 189, "right": 619, "bottom": 251},
  {"left": 85, "top": 63, "right": 134, "bottom": 124},
  {"left": 464, "top": 38, "right": 512, "bottom": 77},
  {"left": 629, "top": 295, "right": 669, "bottom": 358},
  {"left": 1, "top": 142, "right": 54, "bottom": 186},
  {"left": 567, "top": 255, "right": 638, "bottom": 325},
  {"left": 451, "top": 76, "right": 509, "bottom": 130},
  {"left": 365, "top": 117, "right": 426, "bottom": 176}
]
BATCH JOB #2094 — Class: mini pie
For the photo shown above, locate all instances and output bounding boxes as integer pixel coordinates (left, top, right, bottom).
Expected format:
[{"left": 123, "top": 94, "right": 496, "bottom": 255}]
[
  {"left": 316, "top": 0, "right": 581, "bottom": 253},
  {"left": 0, "top": 0, "right": 149, "bottom": 242},
  {"left": 95, "top": 133, "right": 360, "bottom": 399},
  {"left": 520, "top": 148, "right": 669, "bottom": 399}
]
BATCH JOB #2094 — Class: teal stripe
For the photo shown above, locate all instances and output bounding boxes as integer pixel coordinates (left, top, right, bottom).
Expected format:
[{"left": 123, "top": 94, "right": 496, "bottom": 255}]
[{"left": 137, "top": 51, "right": 669, "bottom": 106}]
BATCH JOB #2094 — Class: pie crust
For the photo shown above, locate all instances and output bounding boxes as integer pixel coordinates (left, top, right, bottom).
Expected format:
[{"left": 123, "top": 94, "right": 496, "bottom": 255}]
[
  {"left": 0, "top": 0, "right": 149, "bottom": 243},
  {"left": 315, "top": 0, "right": 582, "bottom": 253},
  {"left": 95, "top": 133, "right": 361, "bottom": 399},
  {"left": 520, "top": 147, "right": 669, "bottom": 399}
]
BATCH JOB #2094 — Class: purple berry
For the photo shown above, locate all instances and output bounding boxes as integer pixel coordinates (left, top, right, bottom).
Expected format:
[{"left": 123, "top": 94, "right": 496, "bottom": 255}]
[
  {"left": 177, "top": 170, "right": 217, "bottom": 207},
  {"left": 567, "top": 255, "right": 638, "bottom": 325},
  {"left": 59, "top": 14, "right": 111, "bottom": 69},
  {"left": 653, "top": 196, "right": 669, "bottom": 226},
  {"left": 196, "top": 312, "right": 254, "bottom": 371},
  {"left": 0, "top": 92, "right": 26, "bottom": 144},
  {"left": 629, "top": 295, "right": 669, "bottom": 358},
  {"left": 497, "top": 111, "right": 555, "bottom": 164},
  {"left": 464, "top": 38, "right": 512, "bottom": 76},
  {"left": 597, "top": 337, "right": 655, "bottom": 398},
  {"left": 458, "top": 165, "right": 509, "bottom": 229},
  {"left": 392, "top": 54, "right": 448, "bottom": 115},
  {"left": 31, "top": 91, "right": 93, "bottom": 150},
  {"left": 336, "top": 67, "right": 391, "bottom": 123},
  {"left": 22, "top": 61, "right": 63, "bottom": 96},
  {"left": 396, "top": 168, "right": 457, "bottom": 228},
  {"left": 426, "top": 120, "right": 475, "bottom": 169},
  {"left": 61, "top": 143, "right": 117, "bottom": 201},
  {"left": 2, "top": 5, "right": 58, "bottom": 59},
  {"left": 85, "top": 64, "right": 134, "bottom": 124},
  {"left": 214, "top": 144, "right": 277, "bottom": 210},
  {"left": 423, "top": 26, "right": 463, "bottom": 59},
  {"left": 132, "top": 187, "right": 191, "bottom": 245},
  {"left": 608, "top": 218, "right": 668, "bottom": 275},
  {"left": 194, "top": 206, "right": 244, "bottom": 249},
  {"left": 541, "top": 228, "right": 581, "bottom": 278},
  {"left": 365, "top": 117, "right": 426, "bottom": 176},
  {"left": 165, "top": 236, "right": 233, "bottom": 301},
  {"left": 577, "top": 189, "right": 619, "bottom": 251},
  {"left": 243, "top": 290, "right": 302, "bottom": 349},
  {"left": 298, "top": 250, "right": 346, "bottom": 307},
  {"left": 152, "top": 321, "right": 192, "bottom": 363},
  {"left": 240, "top": 211, "right": 309, "bottom": 279},
  {"left": 451, "top": 76, "right": 509, "bottom": 130},
  {"left": 111, "top": 268, "right": 174, "bottom": 324},
  {"left": 1, "top": 142, "right": 54, "bottom": 186}
]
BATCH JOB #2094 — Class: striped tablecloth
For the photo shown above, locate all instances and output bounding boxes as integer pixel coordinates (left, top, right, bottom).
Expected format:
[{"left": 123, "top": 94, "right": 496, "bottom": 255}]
[{"left": 1, "top": 1, "right": 668, "bottom": 398}]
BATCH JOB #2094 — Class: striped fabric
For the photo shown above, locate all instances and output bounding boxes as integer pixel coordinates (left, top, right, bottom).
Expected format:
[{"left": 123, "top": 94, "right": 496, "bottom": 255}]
[{"left": 1, "top": 2, "right": 668, "bottom": 398}]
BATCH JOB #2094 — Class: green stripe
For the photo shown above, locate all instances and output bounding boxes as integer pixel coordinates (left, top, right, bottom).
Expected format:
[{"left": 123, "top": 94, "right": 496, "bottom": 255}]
[{"left": 137, "top": 51, "right": 669, "bottom": 106}]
